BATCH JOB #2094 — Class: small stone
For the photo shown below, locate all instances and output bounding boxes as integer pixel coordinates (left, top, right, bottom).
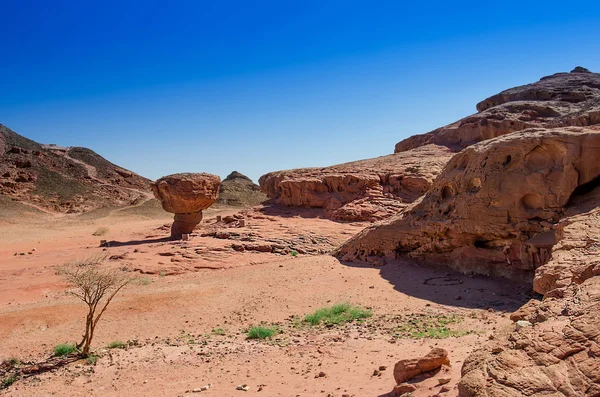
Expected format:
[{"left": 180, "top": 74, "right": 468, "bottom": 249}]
[
  {"left": 439, "top": 385, "right": 451, "bottom": 393},
  {"left": 516, "top": 320, "right": 532, "bottom": 330},
  {"left": 236, "top": 384, "right": 250, "bottom": 391},
  {"left": 393, "top": 383, "right": 417, "bottom": 395},
  {"left": 438, "top": 377, "right": 451, "bottom": 385},
  {"left": 491, "top": 347, "right": 503, "bottom": 354},
  {"left": 316, "top": 371, "right": 326, "bottom": 378},
  {"left": 379, "top": 365, "right": 387, "bottom": 371}
]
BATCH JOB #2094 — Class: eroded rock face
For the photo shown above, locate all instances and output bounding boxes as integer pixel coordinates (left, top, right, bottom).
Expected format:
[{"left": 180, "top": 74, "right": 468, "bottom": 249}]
[
  {"left": 459, "top": 277, "right": 600, "bottom": 396},
  {"left": 395, "top": 69, "right": 600, "bottom": 153},
  {"left": 151, "top": 173, "right": 221, "bottom": 239},
  {"left": 337, "top": 127, "right": 600, "bottom": 280},
  {"left": 259, "top": 145, "right": 453, "bottom": 221}
]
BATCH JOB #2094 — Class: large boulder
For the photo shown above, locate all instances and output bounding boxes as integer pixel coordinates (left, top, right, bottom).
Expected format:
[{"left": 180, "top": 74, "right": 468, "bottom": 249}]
[
  {"left": 259, "top": 144, "right": 453, "bottom": 221},
  {"left": 395, "top": 68, "right": 600, "bottom": 153},
  {"left": 151, "top": 173, "right": 221, "bottom": 239},
  {"left": 394, "top": 348, "right": 450, "bottom": 384}
]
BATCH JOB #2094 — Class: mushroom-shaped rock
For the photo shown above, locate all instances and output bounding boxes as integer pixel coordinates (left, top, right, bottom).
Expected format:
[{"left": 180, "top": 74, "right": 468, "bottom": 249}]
[{"left": 151, "top": 173, "right": 221, "bottom": 239}]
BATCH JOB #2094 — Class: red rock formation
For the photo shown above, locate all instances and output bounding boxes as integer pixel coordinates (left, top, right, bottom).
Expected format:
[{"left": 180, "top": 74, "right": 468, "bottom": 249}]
[
  {"left": 151, "top": 173, "right": 221, "bottom": 239},
  {"left": 395, "top": 68, "right": 600, "bottom": 153},
  {"left": 338, "top": 127, "right": 600, "bottom": 281},
  {"left": 459, "top": 276, "right": 600, "bottom": 396},
  {"left": 259, "top": 144, "right": 453, "bottom": 221}
]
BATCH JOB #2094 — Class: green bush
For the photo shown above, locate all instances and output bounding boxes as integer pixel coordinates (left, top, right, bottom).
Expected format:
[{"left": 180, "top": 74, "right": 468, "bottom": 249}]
[
  {"left": 107, "top": 340, "right": 126, "bottom": 349},
  {"left": 86, "top": 354, "right": 98, "bottom": 365},
  {"left": 247, "top": 326, "right": 277, "bottom": 340},
  {"left": 304, "top": 303, "right": 372, "bottom": 326},
  {"left": 2, "top": 375, "right": 16, "bottom": 388},
  {"left": 54, "top": 343, "right": 77, "bottom": 357}
]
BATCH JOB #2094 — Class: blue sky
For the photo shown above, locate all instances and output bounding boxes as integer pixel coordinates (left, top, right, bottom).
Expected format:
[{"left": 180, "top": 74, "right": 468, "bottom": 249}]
[{"left": 2, "top": 1, "right": 600, "bottom": 182}]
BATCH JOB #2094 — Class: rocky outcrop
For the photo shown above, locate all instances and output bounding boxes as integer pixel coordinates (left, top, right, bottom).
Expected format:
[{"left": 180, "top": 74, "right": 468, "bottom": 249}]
[
  {"left": 217, "top": 171, "right": 267, "bottom": 207},
  {"left": 457, "top": 178, "right": 600, "bottom": 395},
  {"left": 459, "top": 276, "right": 600, "bottom": 396},
  {"left": 261, "top": 68, "right": 600, "bottom": 222},
  {"left": 395, "top": 68, "right": 600, "bottom": 153},
  {"left": 259, "top": 144, "right": 453, "bottom": 221},
  {"left": 151, "top": 173, "right": 221, "bottom": 239},
  {"left": 0, "top": 123, "right": 151, "bottom": 214},
  {"left": 338, "top": 126, "right": 600, "bottom": 281}
]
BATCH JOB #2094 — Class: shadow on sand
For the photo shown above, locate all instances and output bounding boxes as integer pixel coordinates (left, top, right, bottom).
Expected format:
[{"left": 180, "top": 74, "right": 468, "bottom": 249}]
[
  {"left": 104, "top": 237, "right": 172, "bottom": 247},
  {"left": 339, "top": 258, "right": 534, "bottom": 312},
  {"left": 259, "top": 203, "right": 340, "bottom": 221}
]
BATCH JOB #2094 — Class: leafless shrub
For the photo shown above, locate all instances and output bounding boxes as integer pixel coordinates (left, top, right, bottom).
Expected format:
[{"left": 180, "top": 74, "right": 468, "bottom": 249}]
[{"left": 61, "top": 256, "right": 130, "bottom": 356}]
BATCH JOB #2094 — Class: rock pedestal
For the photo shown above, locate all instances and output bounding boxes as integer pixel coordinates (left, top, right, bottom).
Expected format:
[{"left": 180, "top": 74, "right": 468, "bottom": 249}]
[
  {"left": 151, "top": 173, "right": 221, "bottom": 239},
  {"left": 172, "top": 212, "right": 203, "bottom": 240}
]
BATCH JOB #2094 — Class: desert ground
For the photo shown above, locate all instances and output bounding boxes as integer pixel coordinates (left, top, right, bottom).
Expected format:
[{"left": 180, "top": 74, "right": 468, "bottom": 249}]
[{"left": 0, "top": 201, "right": 531, "bottom": 397}]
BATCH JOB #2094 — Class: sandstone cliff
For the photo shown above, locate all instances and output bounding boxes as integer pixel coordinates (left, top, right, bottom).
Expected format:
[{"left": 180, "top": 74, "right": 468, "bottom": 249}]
[
  {"left": 261, "top": 68, "right": 600, "bottom": 223},
  {"left": 337, "top": 126, "right": 600, "bottom": 286},
  {"left": 395, "top": 67, "right": 600, "bottom": 153},
  {"left": 259, "top": 144, "right": 453, "bottom": 221}
]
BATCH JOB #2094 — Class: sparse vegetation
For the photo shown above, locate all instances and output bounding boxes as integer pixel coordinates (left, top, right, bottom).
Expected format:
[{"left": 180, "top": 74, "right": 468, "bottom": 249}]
[
  {"left": 2, "top": 375, "right": 16, "bottom": 388},
  {"left": 212, "top": 327, "right": 226, "bottom": 335},
  {"left": 92, "top": 227, "right": 109, "bottom": 236},
  {"left": 304, "top": 303, "right": 372, "bottom": 326},
  {"left": 54, "top": 343, "right": 77, "bottom": 357},
  {"left": 247, "top": 326, "right": 278, "bottom": 339},
  {"left": 4, "top": 357, "right": 20, "bottom": 367},
  {"left": 60, "top": 256, "right": 130, "bottom": 356},
  {"left": 136, "top": 276, "right": 152, "bottom": 285},
  {"left": 394, "top": 314, "right": 469, "bottom": 339},
  {"left": 86, "top": 354, "right": 98, "bottom": 365},
  {"left": 290, "top": 250, "right": 298, "bottom": 257},
  {"left": 107, "top": 340, "right": 126, "bottom": 349}
]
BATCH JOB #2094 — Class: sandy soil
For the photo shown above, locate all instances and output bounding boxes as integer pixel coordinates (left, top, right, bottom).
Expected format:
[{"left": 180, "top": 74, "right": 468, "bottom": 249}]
[{"left": 0, "top": 204, "right": 531, "bottom": 397}]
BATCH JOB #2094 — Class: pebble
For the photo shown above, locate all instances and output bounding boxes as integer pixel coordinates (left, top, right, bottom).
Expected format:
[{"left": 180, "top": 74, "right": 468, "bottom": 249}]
[
  {"left": 516, "top": 320, "right": 532, "bottom": 330},
  {"left": 438, "top": 376, "right": 451, "bottom": 385},
  {"left": 191, "top": 384, "right": 211, "bottom": 392}
]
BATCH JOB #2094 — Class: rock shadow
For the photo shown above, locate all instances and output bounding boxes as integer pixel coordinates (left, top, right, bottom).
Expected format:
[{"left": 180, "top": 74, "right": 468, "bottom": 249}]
[
  {"left": 103, "top": 237, "right": 171, "bottom": 247},
  {"left": 259, "top": 203, "right": 354, "bottom": 223},
  {"left": 339, "top": 259, "right": 534, "bottom": 311}
]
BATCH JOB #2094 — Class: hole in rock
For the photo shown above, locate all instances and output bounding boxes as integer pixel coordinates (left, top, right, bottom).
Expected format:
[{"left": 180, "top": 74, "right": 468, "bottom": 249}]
[
  {"left": 441, "top": 185, "right": 455, "bottom": 200},
  {"left": 567, "top": 174, "right": 600, "bottom": 206}
]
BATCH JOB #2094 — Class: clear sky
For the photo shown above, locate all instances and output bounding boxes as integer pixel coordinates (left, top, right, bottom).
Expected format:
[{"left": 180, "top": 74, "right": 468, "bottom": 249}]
[{"left": 2, "top": 1, "right": 600, "bottom": 182}]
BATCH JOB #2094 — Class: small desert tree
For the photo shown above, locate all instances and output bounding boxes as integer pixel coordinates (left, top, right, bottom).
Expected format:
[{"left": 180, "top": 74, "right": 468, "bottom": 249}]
[{"left": 61, "top": 256, "right": 130, "bottom": 356}]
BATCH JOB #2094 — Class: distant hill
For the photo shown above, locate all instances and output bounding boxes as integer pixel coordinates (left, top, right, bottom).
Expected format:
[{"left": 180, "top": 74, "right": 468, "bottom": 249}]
[
  {"left": 217, "top": 171, "right": 266, "bottom": 207},
  {"left": 0, "top": 123, "right": 152, "bottom": 214}
]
